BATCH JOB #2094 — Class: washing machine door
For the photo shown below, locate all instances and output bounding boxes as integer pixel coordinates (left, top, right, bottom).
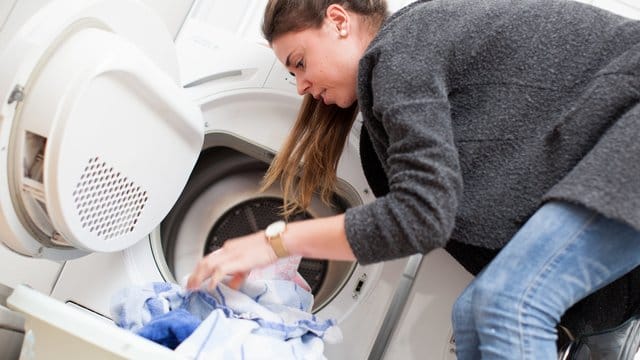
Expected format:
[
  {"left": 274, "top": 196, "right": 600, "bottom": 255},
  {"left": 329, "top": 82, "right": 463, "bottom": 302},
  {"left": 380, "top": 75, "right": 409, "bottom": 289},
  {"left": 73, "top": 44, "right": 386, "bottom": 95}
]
[{"left": 0, "top": 0, "right": 204, "bottom": 260}]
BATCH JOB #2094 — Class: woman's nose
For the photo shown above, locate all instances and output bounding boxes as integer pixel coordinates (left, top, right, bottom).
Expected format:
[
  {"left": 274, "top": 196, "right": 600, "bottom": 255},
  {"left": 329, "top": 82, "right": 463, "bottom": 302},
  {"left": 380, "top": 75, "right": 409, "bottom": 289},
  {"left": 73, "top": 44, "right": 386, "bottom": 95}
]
[{"left": 296, "top": 77, "right": 310, "bottom": 96}]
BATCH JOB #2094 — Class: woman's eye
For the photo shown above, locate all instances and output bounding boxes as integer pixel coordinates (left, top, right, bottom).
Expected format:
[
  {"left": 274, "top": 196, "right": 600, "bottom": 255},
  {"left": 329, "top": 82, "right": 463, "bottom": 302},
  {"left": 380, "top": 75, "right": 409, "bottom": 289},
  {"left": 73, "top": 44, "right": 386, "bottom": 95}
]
[{"left": 287, "top": 59, "right": 304, "bottom": 77}]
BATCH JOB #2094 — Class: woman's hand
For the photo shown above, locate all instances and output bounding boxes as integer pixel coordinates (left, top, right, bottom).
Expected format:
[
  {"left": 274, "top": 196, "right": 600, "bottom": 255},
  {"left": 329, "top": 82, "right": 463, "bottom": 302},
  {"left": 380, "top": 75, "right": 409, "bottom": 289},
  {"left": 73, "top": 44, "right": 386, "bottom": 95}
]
[
  {"left": 186, "top": 231, "right": 278, "bottom": 291},
  {"left": 186, "top": 214, "right": 353, "bottom": 291}
]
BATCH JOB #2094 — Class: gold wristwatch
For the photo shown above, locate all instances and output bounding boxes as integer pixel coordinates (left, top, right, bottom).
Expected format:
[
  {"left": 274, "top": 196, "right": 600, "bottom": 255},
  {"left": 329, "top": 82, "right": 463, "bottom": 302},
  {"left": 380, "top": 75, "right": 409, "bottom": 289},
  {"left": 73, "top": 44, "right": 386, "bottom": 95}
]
[{"left": 265, "top": 220, "right": 289, "bottom": 258}]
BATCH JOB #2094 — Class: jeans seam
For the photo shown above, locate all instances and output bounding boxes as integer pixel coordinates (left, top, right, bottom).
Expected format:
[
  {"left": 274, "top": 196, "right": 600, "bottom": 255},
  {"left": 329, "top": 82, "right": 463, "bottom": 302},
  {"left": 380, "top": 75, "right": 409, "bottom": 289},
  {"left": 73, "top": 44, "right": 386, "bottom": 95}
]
[{"left": 517, "top": 212, "right": 598, "bottom": 360}]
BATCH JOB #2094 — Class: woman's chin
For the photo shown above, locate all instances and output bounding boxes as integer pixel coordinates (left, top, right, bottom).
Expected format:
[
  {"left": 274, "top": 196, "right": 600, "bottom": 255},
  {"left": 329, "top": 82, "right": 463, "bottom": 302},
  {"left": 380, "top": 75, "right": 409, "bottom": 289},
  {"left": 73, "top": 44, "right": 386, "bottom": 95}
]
[{"left": 334, "top": 98, "right": 356, "bottom": 109}]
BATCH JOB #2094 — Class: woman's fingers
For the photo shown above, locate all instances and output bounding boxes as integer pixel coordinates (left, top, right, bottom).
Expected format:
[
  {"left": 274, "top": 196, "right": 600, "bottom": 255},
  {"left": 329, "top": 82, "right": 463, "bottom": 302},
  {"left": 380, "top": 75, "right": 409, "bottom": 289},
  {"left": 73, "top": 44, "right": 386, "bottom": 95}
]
[
  {"left": 186, "top": 232, "right": 277, "bottom": 291},
  {"left": 186, "top": 252, "right": 215, "bottom": 290},
  {"left": 227, "top": 272, "right": 249, "bottom": 290},
  {"left": 208, "top": 268, "right": 226, "bottom": 292}
]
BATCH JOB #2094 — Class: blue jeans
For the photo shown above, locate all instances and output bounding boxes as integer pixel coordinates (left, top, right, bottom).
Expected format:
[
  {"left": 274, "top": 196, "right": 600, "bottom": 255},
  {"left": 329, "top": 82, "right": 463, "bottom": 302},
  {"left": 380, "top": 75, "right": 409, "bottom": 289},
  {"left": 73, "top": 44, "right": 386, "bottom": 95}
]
[{"left": 452, "top": 201, "right": 640, "bottom": 359}]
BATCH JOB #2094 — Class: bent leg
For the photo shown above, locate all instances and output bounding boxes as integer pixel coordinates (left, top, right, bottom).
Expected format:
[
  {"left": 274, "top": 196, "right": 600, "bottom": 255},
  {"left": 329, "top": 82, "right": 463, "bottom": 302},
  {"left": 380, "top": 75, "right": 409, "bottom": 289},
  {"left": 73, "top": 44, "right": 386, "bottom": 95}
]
[
  {"left": 452, "top": 282, "right": 481, "bottom": 360},
  {"left": 464, "top": 201, "right": 640, "bottom": 359}
]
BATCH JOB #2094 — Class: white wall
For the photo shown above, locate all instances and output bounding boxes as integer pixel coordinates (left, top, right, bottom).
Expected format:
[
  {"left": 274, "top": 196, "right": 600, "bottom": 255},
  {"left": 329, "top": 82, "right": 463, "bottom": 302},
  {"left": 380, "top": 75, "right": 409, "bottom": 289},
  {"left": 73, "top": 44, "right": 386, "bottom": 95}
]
[
  {"left": 386, "top": 0, "right": 640, "bottom": 18},
  {"left": 574, "top": 0, "right": 640, "bottom": 18},
  {"left": 388, "top": 0, "right": 640, "bottom": 19}
]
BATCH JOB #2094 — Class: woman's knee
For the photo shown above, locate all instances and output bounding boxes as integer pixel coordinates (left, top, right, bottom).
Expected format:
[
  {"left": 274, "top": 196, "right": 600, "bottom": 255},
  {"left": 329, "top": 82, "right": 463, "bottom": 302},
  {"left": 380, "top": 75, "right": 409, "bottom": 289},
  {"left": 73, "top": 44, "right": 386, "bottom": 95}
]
[
  {"left": 471, "top": 273, "right": 561, "bottom": 334},
  {"left": 470, "top": 273, "right": 523, "bottom": 322},
  {"left": 452, "top": 277, "right": 524, "bottom": 333},
  {"left": 452, "top": 284, "right": 475, "bottom": 328}
]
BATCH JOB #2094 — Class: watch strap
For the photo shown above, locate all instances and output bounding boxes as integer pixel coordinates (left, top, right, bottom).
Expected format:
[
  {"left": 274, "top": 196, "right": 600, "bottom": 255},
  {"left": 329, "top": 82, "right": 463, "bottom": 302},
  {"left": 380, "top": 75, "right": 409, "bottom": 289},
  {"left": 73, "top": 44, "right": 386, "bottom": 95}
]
[{"left": 268, "top": 233, "right": 289, "bottom": 258}]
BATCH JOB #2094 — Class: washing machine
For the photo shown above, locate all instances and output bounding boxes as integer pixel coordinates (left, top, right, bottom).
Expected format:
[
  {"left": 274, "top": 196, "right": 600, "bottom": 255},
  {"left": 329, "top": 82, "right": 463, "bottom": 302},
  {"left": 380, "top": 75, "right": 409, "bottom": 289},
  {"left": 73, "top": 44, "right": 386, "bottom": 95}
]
[
  {"left": 0, "top": 0, "right": 204, "bottom": 357},
  {"left": 0, "top": 0, "right": 473, "bottom": 359}
]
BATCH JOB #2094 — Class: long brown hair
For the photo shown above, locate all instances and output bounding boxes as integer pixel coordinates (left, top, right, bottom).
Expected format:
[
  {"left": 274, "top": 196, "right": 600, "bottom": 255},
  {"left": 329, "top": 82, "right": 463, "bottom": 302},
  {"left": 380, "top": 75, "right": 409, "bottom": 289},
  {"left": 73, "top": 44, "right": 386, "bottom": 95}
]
[{"left": 261, "top": 0, "right": 387, "bottom": 216}]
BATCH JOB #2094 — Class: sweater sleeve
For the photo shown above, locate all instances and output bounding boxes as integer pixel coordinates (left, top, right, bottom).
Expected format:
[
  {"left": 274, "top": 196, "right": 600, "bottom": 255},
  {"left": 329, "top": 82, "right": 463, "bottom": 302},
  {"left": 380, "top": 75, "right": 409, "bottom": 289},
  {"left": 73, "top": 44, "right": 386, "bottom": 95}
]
[{"left": 345, "top": 44, "right": 463, "bottom": 265}]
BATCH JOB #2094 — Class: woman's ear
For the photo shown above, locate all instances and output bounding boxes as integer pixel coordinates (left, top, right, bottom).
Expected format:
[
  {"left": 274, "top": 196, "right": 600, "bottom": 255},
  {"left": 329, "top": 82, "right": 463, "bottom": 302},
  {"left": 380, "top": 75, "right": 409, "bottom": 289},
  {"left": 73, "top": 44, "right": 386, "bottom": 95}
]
[{"left": 326, "top": 4, "right": 350, "bottom": 37}]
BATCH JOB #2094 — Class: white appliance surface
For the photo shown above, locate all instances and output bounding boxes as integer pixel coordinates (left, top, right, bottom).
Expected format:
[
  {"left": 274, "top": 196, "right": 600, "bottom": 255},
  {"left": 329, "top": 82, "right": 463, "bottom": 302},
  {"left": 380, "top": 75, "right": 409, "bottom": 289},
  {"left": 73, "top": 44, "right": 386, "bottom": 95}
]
[
  {"left": 0, "top": 1, "right": 200, "bottom": 359},
  {"left": 0, "top": 0, "right": 194, "bottom": 293},
  {"left": 0, "top": 0, "right": 202, "bottom": 259},
  {"left": 2, "top": 1, "right": 637, "bottom": 360},
  {"left": 0, "top": 0, "right": 191, "bottom": 48}
]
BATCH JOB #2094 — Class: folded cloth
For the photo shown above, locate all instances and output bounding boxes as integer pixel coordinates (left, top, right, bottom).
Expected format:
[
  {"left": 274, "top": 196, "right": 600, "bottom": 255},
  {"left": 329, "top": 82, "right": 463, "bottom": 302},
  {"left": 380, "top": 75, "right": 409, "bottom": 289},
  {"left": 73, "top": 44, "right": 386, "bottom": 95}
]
[{"left": 110, "top": 256, "right": 341, "bottom": 359}]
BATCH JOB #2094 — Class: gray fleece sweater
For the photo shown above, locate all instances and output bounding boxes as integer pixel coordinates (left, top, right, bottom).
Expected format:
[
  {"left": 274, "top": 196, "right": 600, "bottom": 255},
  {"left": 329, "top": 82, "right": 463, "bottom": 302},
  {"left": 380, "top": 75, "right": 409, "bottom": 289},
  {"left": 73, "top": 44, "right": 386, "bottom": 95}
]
[{"left": 344, "top": 0, "right": 640, "bottom": 265}]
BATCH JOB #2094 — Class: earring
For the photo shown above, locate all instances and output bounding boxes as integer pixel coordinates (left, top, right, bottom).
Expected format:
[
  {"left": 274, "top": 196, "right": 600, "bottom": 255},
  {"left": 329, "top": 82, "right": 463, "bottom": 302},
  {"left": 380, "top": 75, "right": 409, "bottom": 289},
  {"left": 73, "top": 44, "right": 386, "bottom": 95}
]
[{"left": 339, "top": 29, "right": 347, "bottom": 37}]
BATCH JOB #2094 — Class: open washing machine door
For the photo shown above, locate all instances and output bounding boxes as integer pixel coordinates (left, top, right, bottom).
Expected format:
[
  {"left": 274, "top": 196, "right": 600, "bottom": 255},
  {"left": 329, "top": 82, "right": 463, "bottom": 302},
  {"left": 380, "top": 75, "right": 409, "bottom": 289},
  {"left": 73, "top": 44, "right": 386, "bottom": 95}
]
[{"left": 0, "top": 0, "right": 204, "bottom": 261}]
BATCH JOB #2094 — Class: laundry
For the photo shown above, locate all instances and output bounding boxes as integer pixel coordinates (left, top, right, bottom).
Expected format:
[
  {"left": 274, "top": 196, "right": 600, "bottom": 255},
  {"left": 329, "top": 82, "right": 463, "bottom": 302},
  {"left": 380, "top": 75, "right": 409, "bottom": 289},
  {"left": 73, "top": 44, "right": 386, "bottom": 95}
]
[{"left": 110, "top": 255, "right": 342, "bottom": 359}]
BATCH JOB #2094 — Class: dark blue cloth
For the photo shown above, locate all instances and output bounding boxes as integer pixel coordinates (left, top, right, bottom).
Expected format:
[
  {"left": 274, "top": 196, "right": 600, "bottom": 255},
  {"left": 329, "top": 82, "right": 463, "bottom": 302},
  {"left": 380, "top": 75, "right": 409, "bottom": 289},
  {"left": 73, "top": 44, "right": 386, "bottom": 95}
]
[{"left": 136, "top": 308, "right": 200, "bottom": 349}]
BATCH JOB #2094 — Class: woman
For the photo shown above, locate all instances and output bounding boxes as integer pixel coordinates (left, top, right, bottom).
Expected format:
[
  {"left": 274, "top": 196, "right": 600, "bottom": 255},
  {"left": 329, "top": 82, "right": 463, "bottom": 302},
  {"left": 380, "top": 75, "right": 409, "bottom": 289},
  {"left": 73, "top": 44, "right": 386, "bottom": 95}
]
[{"left": 188, "top": 0, "right": 640, "bottom": 357}]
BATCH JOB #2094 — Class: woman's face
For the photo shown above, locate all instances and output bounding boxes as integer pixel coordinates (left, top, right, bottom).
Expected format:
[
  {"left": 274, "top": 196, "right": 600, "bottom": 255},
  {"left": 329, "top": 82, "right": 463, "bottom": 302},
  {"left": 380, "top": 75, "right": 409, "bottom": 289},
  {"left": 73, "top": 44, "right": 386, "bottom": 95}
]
[{"left": 271, "top": 6, "right": 369, "bottom": 108}]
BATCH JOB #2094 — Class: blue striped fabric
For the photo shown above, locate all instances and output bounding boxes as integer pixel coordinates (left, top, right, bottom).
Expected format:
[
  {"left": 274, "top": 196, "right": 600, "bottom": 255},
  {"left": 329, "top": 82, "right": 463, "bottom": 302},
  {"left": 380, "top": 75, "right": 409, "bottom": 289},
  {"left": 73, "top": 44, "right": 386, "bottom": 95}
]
[{"left": 111, "top": 277, "right": 341, "bottom": 359}]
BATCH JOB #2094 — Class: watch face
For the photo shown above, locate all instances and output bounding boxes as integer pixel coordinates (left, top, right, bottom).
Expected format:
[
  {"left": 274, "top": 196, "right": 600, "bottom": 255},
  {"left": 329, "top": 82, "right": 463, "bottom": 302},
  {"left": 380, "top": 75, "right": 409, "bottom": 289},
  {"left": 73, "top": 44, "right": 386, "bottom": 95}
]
[{"left": 266, "top": 220, "right": 286, "bottom": 237}]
